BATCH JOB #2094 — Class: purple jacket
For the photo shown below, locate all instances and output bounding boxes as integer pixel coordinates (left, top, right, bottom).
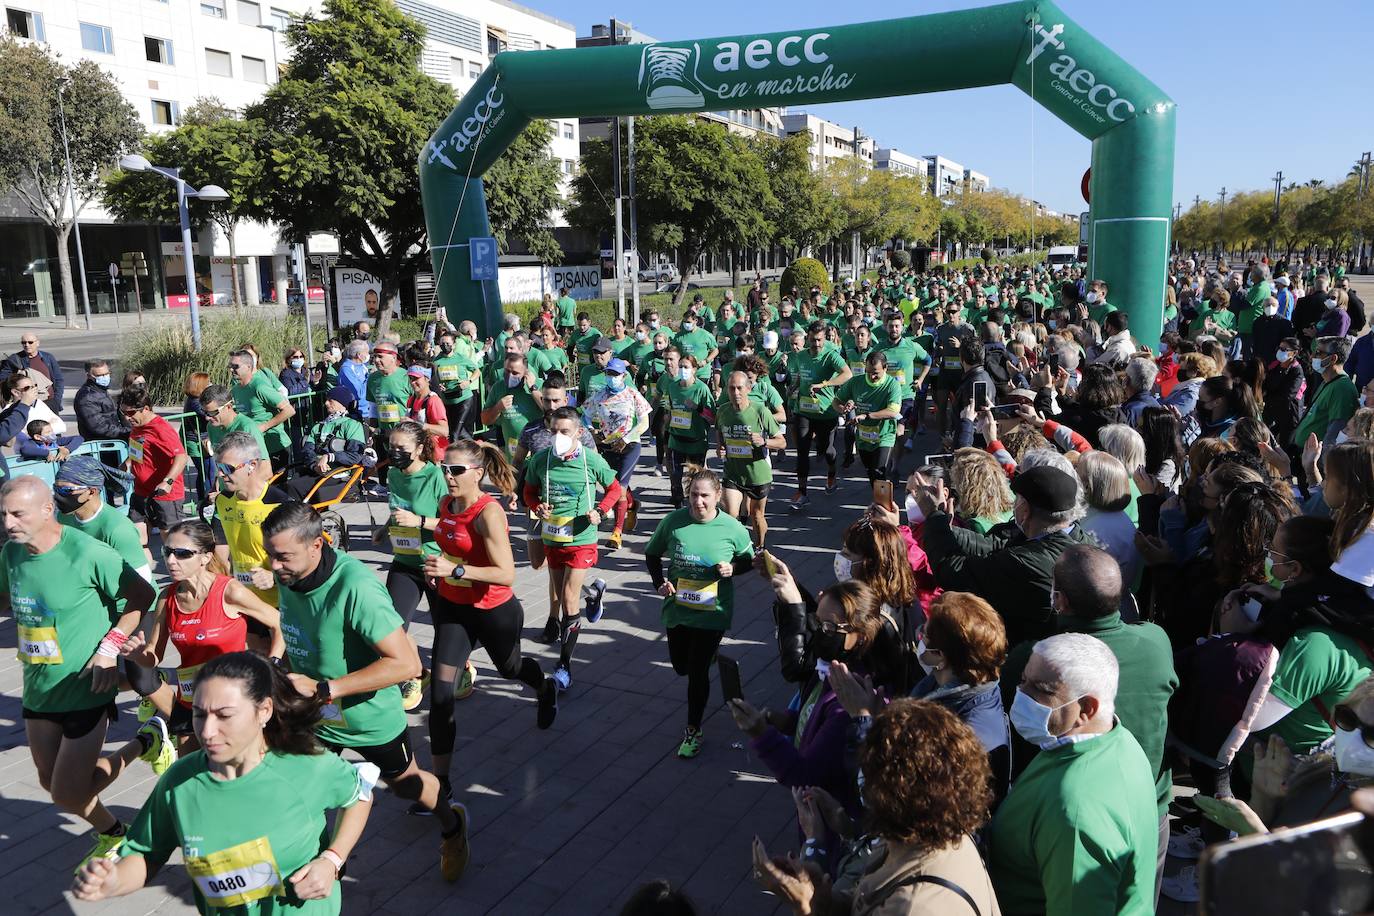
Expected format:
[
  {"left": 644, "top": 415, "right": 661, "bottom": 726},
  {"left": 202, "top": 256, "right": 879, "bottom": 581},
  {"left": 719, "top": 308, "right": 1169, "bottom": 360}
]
[{"left": 751, "top": 677, "right": 859, "bottom": 815}]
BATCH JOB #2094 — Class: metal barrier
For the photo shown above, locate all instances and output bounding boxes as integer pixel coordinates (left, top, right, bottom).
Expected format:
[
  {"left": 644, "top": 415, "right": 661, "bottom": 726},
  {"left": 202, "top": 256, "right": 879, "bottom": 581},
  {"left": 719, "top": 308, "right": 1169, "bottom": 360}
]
[{"left": 4, "top": 439, "right": 130, "bottom": 485}]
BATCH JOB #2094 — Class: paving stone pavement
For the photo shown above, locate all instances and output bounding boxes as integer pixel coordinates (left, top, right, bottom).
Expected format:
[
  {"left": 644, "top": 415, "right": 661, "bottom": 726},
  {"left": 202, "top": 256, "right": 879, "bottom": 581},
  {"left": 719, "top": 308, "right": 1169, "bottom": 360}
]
[{"left": 1, "top": 445, "right": 899, "bottom": 915}]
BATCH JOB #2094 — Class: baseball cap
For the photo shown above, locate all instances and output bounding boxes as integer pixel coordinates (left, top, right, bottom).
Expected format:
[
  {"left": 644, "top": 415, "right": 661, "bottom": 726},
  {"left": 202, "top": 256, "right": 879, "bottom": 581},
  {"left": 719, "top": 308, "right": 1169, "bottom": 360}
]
[
  {"left": 590, "top": 336, "right": 614, "bottom": 354},
  {"left": 605, "top": 357, "right": 628, "bottom": 374}
]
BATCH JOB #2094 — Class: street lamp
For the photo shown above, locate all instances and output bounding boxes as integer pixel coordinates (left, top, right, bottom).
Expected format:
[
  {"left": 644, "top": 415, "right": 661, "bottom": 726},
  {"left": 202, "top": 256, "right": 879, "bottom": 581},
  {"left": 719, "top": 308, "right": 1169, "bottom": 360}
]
[
  {"left": 118, "top": 154, "right": 228, "bottom": 350},
  {"left": 55, "top": 76, "right": 93, "bottom": 330}
]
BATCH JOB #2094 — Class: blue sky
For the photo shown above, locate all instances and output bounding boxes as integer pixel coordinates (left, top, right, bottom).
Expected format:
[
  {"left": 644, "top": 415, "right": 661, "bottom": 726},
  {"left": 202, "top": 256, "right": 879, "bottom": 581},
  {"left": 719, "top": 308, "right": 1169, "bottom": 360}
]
[{"left": 535, "top": 0, "right": 1374, "bottom": 215}]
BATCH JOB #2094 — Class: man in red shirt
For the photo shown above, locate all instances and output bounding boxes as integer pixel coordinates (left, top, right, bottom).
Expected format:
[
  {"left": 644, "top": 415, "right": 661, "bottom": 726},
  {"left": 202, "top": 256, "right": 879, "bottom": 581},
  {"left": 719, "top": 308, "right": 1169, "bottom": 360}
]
[{"left": 119, "top": 388, "right": 187, "bottom": 535}]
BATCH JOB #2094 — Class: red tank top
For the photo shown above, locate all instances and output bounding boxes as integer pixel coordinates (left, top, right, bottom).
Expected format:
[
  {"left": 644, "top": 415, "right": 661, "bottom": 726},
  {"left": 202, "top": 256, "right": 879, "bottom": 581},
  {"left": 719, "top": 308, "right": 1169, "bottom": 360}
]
[
  {"left": 433, "top": 494, "right": 511, "bottom": 609},
  {"left": 165, "top": 575, "right": 246, "bottom": 705}
]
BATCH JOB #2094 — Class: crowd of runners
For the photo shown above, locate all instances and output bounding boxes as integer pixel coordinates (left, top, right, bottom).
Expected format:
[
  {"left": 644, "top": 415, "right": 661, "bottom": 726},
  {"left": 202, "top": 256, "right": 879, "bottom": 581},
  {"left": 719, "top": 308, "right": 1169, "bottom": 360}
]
[{"left": 3, "top": 252, "right": 1374, "bottom": 913}]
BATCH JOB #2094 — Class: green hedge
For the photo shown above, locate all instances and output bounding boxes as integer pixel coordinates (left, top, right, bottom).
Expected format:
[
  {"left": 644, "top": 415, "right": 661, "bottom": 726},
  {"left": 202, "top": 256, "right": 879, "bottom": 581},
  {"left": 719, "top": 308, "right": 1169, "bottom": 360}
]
[{"left": 780, "top": 258, "right": 831, "bottom": 299}]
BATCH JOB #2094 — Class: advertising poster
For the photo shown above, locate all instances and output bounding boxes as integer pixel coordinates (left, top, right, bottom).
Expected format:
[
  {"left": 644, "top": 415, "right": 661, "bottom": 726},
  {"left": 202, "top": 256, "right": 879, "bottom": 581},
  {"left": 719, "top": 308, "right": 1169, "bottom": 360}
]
[{"left": 334, "top": 267, "right": 397, "bottom": 325}]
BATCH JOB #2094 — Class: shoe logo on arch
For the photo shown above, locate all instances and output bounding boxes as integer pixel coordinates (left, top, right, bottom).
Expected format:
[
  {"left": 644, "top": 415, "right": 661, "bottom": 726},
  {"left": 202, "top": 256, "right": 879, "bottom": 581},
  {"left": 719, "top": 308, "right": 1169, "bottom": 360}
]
[{"left": 639, "top": 44, "right": 706, "bottom": 110}]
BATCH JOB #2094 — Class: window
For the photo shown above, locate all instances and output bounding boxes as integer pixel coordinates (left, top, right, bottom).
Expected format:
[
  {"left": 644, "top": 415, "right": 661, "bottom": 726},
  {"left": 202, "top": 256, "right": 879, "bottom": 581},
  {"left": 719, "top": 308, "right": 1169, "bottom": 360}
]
[
  {"left": 5, "top": 7, "right": 43, "bottom": 40},
  {"left": 562, "top": 122, "right": 574, "bottom": 140},
  {"left": 151, "top": 99, "right": 177, "bottom": 126},
  {"left": 486, "top": 28, "right": 507, "bottom": 57},
  {"left": 269, "top": 7, "right": 290, "bottom": 31},
  {"left": 467, "top": 60, "right": 481, "bottom": 79},
  {"left": 237, "top": 1, "right": 259, "bottom": 26},
  {"left": 79, "top": 22, "right": 113, "bottom": 54},
  {"left": 243, "top": 55, "right": 267, "bottom": 83},
  {"left": 145, "top": 36, "right": 173, "bottom": 65},
  {"left": 562, "top": 159, "right": 575, "bottom": 175},
  {"left": 205, "top": 48, "right": 232, "bottom": 77},
  {"left": 200, "top": 0, "right": 225, "bottom": 18},
  {"left": 450, "top": 56, "right": 464, "bottom": 80}
]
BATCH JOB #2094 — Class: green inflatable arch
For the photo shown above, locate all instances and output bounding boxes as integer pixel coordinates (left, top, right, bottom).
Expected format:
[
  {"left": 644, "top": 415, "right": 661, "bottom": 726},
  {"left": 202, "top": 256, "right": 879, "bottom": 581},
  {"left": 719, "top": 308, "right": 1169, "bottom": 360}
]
[{"left": 419, "top": 0, "right": 1175, "bottom": 338}]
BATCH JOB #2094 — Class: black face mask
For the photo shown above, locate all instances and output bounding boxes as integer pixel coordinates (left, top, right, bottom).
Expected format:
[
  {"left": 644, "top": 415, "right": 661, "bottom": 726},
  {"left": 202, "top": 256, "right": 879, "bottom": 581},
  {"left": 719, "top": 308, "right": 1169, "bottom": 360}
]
[
  {"left": 439, "top": 342, "right": 453, "bottom": 354},
  {"left": 809, "top": 629, "right": 853, "bottom": 666},
  {"left": 54, "top": 489, "right": 84, "bottom": 514},
  {"left": 389, "top": 447, "right": 413, "bottom": 466}
]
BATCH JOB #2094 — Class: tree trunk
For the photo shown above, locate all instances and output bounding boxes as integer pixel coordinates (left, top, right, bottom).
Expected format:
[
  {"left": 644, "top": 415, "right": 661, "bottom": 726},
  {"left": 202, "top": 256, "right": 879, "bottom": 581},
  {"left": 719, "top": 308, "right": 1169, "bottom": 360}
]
[
  {"left": 673, "top": 246, "right": 696, "bottom": 308},
  {"left": 226, "top": 222, "right": 243, "bottom": 309},
  {"left": 729, "top": 247, "right": 740, "bottom": 290},
  {"left": 52, "top": 220, "right": 79, "bottom": 329},
  {"left": 375, "top": 274, "right": 399, "bottom": 340}
]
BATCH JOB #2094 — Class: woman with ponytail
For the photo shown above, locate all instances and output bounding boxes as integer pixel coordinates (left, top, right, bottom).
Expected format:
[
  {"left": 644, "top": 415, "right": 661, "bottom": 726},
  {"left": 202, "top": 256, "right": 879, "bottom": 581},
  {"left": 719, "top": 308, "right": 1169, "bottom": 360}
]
[
  {"left": 74, "top": 651, "right": 377, "bottom": 914},
  {"left": 423, "top": 438, "right": 559, "bottom": 807}
]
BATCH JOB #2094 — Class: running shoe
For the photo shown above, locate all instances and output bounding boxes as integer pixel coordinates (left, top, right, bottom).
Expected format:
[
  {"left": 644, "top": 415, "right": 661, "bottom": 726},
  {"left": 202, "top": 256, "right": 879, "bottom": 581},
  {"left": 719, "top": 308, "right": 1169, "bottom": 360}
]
[
  {"left": 1167, "top": 824, "right": 1206, "bottom": 860},
  {"left": 677, "top": 728, "right": 702, "bottom": 759},
  {"left": 439, "top": 804, "right": 471, "bottom": 882},
  {"left": 624, "top": 501, "right": 638, "bottom": 532},
  {"left": 608, "top": 529, "right": 623, "bottom": 550},
  {"left": 136, "top": 695, "right": 157, "bottom": 724},
  {"left": 790, "top": 493, "right": 810, "bottom": 510},
  {"left": 78, "top": 830, "right": 124, "bottom": 873},
  {"left": 583, "top": 578, "right": 608, "bottom": 623},
  {"left": 824, "top": 475, "right": 839, "bottom": 493},
  {"left": 552, "top": 664, "right": 572, "bottom": 691},
  {"left": 399, "top": 676, "right": 424, "bottom": 711},
  {"left": 537, "top": 675, "right": 558, "bottom": 729},
  {"left": 454, "top": 662, "right": 476, "bottom": 701},
  {"left": 653, "top": 464, "right": 666, "bottom": 477},
  {"left": 1160, "top": 865, "right": 1200, "bottom": 903},
  {"left": 537, "top": 618, "right": 559, "bottom": 644},
  {"left": 138, "top": 716, "right": 175, "bottom": 776}
]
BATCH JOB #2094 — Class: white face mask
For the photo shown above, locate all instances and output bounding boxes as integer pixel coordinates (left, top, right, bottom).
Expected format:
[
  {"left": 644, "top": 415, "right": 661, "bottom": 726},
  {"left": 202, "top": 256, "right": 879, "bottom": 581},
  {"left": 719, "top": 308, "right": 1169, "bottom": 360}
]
[
  {"left": 1263, "top": 304, "right": 1278, "bottom": 317},
  {"left": 1010, "top": 687, "right": 1080, "bottom": 750},
  {"left": 1336, "top": 431, "right": 1350, "bottom": 446},
  {"left": 681, "top": 321, "right": 695, "bottom": 332},
  {"left": 905, "top": 494, "right": 925, "bottom": 526},
  {"left": 1085, "top": 292, "right": 1100, "bottom": 304},
  {"left": 1334, "top": 727, "right": 1374, "bottom": 777},
  {"left": 916, "top": 638, "right": 942, "bottom": 676},
  {"left": 1325, "top": 298, "right": 1338, "bottom": 310},
  {"left": 552, "top": 433, "right": 575, "bottom": 457},
  {"left": 833, "top": 553, "right": 853, "bottom": 582},
  {"left": 678, "top": 367, "right": 694, "bottom": 383},
  {"left": 635, "top": 330, "right": 647, "bottom": 342}
]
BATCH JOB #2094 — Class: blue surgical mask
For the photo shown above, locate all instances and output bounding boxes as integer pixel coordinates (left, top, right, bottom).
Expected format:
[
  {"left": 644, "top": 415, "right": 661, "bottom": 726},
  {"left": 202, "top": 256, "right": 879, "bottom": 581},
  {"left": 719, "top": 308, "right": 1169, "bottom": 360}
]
[
  {"left": 94, "top": 375, "right": 111, "bottom": 387},
  {"left": 1010, "top": 687, "right": 1080, "bottom": 750},
  {"left": 607, "top": 375, "right": 625, "bottom": 393},
  {"left": 1276, "top": 349, "right": 1291, "bottom": 363},
  {"left": 1312, "top": 355, "right": 1326, "bottom": 374},
  {"left": 681, "top": 321, "right": 695, "bottom": 333},
  {"left": 290, "top": 358, "right": 305, "bottom": 370}
]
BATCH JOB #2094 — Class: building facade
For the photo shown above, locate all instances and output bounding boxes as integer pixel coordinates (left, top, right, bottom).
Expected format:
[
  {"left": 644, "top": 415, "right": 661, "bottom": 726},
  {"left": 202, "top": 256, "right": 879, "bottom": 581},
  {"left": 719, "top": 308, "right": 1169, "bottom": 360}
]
[
  {"left": 924, "top": 155, "right": 965, "bottom": 197},
  {"left": 781, "top": 113, "right": 874, "bottom": 171},
  {"left": 0, "top": 0, "right": 577, "bottom": 320},
  {"left": 962, "top": 168, "right": 990, "bottom": 193},
  {"left": 874, "top": 148, "right": 928, "bottom": 183}
]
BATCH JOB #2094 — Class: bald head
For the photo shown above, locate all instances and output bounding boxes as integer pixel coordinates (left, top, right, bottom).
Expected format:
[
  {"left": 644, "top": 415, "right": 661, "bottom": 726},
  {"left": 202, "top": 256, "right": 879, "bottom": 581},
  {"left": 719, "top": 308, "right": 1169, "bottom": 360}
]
[
  {"left": 1053, "top": 544, "right": 1122, "bottom": 619},
  {"left": 2, "top": 475, "right": 57, "bottom": 546}
]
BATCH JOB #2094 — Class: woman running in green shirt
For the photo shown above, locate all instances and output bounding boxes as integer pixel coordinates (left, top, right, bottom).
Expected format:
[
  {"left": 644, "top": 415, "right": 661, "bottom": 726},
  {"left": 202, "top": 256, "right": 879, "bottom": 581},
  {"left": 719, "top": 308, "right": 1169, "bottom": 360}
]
[
  {"left": 834, "top": 351, "right": 904, "bottom": 504},
  {"left": 645, "top": 467, "right": 755, "bottom": 759},
  {"left": 73, "top": 652, "right": 376, "bottom": 915},
  {"left": 375, "top": 421, "right": 452, "bottom": 712},
  {"left": 663, "top": 354, "right": 715, "bottom": 508}
]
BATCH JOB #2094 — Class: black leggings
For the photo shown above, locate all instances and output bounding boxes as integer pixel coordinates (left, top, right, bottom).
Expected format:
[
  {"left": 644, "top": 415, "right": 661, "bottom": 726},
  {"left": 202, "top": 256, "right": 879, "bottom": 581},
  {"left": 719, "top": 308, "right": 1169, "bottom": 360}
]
[
  {"left": 667, "top": 625, "right": 725, "bottom": 730},
  {"left": 793, "top": 416, "right": 837, "bottom": 493},
  {"left": 429, "top": 594, "right": 545, "bottom": 755},
  {"left": 859, "top": 445, "right": 892, "bottom": 483},
  {"left": 387, "top": 563, "right": 438, "bottom": 632},
  {"left": 651, "top": 406, "right": 669, "bottom": 466},
  {"left": 447, "top": 397, "right": 477, "bottom": 441},
  {"left": 669, "top": 449, "right": 707, "bottom": 506}
]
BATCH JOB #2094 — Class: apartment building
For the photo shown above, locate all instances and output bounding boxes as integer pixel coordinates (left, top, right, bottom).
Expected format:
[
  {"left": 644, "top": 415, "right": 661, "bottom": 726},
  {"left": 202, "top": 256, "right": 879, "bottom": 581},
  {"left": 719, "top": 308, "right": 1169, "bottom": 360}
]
[
  {"left": 873, "top": 148, "right": 928, "bottom": 183},
  {"left": 781, "top": 113, "right": 874, "bottom": 172}
]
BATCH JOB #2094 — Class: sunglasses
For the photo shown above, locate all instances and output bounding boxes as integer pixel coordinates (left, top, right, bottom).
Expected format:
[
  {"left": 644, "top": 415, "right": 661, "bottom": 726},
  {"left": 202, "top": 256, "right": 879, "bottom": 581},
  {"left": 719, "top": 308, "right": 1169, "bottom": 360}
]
[
  {"left": 816, "top": 619, "right": 855, "bottom": 636},
  {"left": 228, "top": 364, "right": 247, "bottom": 372},
  {"left": 203, "top": 405, "right": 225, "bottom": 418},
  {"left": 161, "top": 546, "right": 203, "bottom": 561},
  {"left": 120, "top": 408, "right": 140, "bottom": 418},
  {"left": 1334, "top": 705, "right": 1374, "bottom": 748},
  {"left": 215, "top": 458, "right": 257, "bottom": 477},
  {"left": 441, "top": 463, "right": 475, "bottom": 477},
  {"left": 16, "top": 385, "right": 35, "bottom": 394}
]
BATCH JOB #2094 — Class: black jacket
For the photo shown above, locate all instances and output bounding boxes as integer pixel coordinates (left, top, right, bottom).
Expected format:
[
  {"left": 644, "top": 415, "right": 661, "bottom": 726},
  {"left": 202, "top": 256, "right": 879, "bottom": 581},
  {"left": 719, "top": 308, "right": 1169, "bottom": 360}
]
[{"left": 74, "top": 379, "right": 130, "bottom": 441}]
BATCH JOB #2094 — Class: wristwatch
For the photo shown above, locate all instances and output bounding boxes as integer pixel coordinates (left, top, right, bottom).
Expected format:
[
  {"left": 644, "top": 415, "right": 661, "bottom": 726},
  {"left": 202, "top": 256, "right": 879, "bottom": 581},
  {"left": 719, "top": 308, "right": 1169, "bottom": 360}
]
[{"left": 315, "top": 679, "right": 332, "bottom": 701}]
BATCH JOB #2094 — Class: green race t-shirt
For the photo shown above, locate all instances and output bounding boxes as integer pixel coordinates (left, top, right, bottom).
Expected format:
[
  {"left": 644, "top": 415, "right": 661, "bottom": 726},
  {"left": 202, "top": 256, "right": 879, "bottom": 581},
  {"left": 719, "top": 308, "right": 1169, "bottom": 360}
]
[
  {"left": 790, "top": 348, "right": 848, "bottom": 416},
  {"left": 843, "top": 342, "right": 874, "bottom": 376},
  {"left": 233, "top": 373, "right": 292, "bottom": 454},
  {"left": 385, "top": 462, "right": 447, "bottom": 567},
  {"left": 208, "top": 412, "right": 269, "bottom": 459},
  {"left": 1264, "top": 626, "right": 1374, "bottom": 755},
  {"left": 836, "top": 373, "right": 903, "bottom": 449},
  {"left": 609, "top": 335, "right": 638, "bottom": 360},
  {"left": 366, "top": 368, "right": 412, "bottom": 429},
  {"left": 672, "top": 328, "right": 717, "bottom": 364},
  {"left": 4, "top": 527, "right": 138, "bottom": 713},
  {"left": 483, "top": 381, "right": 543, "bottom": 457},
  {"left": 433, "top": 353, "right": 478, "bottom": 403},
  {"left": 277, "top": 551, "right": 408, "bottom": 747},
  {"left": 646, "top": 507, "right": 754, "bottom": 631},
  {"left": 555, "top": 296, "right": 577, "bottom": 328},
  {"left": 874, "top": 335, "right": 928, "bottom": 399},
  {"left": 664, "top": 377, "right": 714, "bottom": 454},
  {"left": 60, "top": 505, "right": 150, "bottom": 579},
  {"left": 528, "top": 345, "right": 571, "bottom": 385},
  {"left": 716, "top": 400, "right": 780, "bottom": 486},
  {"left": 125, "top": 750, "right": 367, "bottom": 916},
  {"left": 524, "top": 446, "right": 617, "bottom": 547},
  {"left": 570, "top": 328, "right": 604, "bottom": 373}
]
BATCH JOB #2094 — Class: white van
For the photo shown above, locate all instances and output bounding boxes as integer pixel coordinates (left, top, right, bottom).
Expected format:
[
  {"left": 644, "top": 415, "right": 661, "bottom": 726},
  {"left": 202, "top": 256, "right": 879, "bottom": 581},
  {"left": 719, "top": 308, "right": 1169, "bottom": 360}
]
[{"left": 1046, "top": 246, "right": 1078, "bottom": 269}]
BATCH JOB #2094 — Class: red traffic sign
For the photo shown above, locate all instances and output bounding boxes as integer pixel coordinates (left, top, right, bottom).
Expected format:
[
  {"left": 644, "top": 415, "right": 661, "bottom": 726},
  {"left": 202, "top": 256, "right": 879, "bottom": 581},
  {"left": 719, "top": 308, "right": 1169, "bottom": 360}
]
[{"left": 1081, "top": 168, "right": 1091, "bottom": 205}]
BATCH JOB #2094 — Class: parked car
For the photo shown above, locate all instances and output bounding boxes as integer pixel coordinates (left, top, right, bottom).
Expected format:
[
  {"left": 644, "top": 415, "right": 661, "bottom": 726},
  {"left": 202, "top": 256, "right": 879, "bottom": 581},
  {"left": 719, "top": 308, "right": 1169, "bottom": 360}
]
[{"left": 638, "top": 262, "right": 679, "bottom": 282}]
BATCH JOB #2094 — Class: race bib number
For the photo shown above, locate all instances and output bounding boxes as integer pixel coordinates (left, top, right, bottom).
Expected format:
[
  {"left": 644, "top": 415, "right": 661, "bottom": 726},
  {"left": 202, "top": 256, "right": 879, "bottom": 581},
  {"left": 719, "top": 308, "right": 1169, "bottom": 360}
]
[
  {"left": 437, "top": 364, "right": 460, "bottom": 382},
  {"left": 891, "top": 369, "right": 906, "bottom": 385},
  {"left": 389, "top": 525, "right": 422, "bottom": 555},
  {"left": 377, "top": 402, "right": 402, "bottom": 423},
  {"left": 724, "top": 437, "right": 753, "bottom": 459},
  {"left": 185, "top": 836, "right": 284, "bottom": 909},
  {"left": 176, "top": 662, "right": 204, "bottom": 703},
  {"left": 16, "top": 625, "right": 61, "bottom": 664},
  {"left": 441, "top": 552, "right": 470, "bottom": 587},
  {"left": 942, "top": 355, "right": 962, "bottom": 370},
  {"left": 320, "top": 702, "right": 348, "bottom": 727},
  {"left": 799, "top": 395, "right": 821, "bottom": 413},
  {"left": 669, "top": 409, "right": 692, "bottom": 430},
  {"left": 129, "top": 438, "right": 146, "bottom": 463},
  {"left": 858, "top": 423, "right": 881, "bottom": 444},
  {"left": 675, "top": 578, "right": 719, "bottom": 611},
  {"left": 848, "top": 361, "right": 864, "bottom": 375},
  {"left": 233, "top": 569, "right": 257, "bottom": 587},
  {"left": 505, "top": 436, "right": 520, "bottom": 456},
  {"left": 542, "top": 516, "right": 575, "bottom": 544}
]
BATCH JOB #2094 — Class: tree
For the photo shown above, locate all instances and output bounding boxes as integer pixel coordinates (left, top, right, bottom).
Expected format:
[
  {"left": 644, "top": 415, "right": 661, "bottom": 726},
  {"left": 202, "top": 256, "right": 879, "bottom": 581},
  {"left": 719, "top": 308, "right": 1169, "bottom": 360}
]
[
  {"left": 245, "top": 0, "right": 455, "bottom": 337},
  {"left": 756, "top": 132, "right": 839, "bottom": 262},
  {"left": 484, "top": 120, "right": 564, "bottom": 264},
  {"left": 0, "top": 39, "right": 141, "bottom": 327},
  {"left": 821, "top": 159, "right": 934, "bottom": 280},
  {"left": 567, "top": 115, "right": 773, "bottom": 306},
  {"left": 103, "top": 98, "right": 267, "bottom": 306}
]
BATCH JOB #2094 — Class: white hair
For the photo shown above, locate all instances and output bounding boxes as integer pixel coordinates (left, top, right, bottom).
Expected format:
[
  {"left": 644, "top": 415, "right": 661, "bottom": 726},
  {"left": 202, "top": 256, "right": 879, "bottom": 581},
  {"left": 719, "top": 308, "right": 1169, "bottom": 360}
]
[
  {"left": 1098, "top": 424, "right": 1146, "bottom": 474},
  {"left": 1032, "top": 632, "right": 1118, "bottom": 720},
  {"left": 345, "top": 340, "right": 369, "bottom": 361},
  {"left": 1124, "top": 357, "right": 1158, "bottom": 394}
]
